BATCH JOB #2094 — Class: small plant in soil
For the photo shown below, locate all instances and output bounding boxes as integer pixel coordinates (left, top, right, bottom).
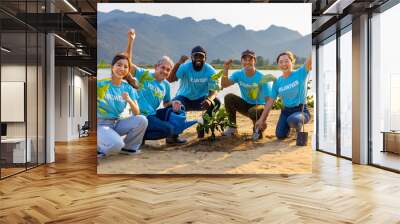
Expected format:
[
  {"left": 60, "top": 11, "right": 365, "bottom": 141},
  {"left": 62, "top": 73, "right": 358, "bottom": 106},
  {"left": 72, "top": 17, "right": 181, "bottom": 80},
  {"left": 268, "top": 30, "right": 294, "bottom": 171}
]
[{"left": 200, "top": 107, "right": 236, "bottom": 140}]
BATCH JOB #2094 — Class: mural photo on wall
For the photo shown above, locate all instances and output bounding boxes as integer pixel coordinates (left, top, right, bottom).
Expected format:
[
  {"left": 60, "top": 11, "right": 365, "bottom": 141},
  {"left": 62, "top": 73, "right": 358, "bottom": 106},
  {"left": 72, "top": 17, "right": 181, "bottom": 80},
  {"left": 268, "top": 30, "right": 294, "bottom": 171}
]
[{"left": 96, "top": 3, "right": 313, "bottom": 174}]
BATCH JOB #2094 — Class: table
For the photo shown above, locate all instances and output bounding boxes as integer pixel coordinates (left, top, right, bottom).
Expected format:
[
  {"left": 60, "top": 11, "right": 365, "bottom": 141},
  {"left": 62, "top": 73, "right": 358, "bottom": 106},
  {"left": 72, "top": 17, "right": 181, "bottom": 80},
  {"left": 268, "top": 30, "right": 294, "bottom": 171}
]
[
  {"left": 381, "top": 131, "right": 400, "bottom": 154},
  {"left": 1, "top": 138, "right": 31, "bottom": 164}
]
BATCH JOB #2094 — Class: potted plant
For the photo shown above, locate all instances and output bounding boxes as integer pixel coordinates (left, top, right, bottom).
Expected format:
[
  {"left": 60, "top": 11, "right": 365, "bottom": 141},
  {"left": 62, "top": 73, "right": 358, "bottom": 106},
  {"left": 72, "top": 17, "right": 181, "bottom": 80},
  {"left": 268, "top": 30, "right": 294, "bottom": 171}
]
[{"left": 202, "top": 107, "right": 236, "bottom": 141}]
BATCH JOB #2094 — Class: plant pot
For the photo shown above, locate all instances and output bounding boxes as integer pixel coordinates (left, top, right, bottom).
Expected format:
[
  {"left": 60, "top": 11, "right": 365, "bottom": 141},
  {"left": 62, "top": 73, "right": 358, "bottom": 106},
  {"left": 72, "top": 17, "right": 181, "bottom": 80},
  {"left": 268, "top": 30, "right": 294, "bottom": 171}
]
[{"left": 296, "top": 131, "right": 308, "bottom": 146}]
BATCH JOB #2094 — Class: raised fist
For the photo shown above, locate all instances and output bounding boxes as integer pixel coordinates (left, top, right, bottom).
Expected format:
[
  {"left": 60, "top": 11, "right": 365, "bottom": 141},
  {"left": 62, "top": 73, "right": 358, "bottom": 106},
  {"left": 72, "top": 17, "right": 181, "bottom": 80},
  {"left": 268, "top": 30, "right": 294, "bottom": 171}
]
[
  {"left": 223, "top": 59, "right": 233, "bottom": 70},
  {"left": 128, "top": 28, "right": 136, "bottom": 41},
  {"left": 178, "top": 55, "right": 189, "bottom": 64}
]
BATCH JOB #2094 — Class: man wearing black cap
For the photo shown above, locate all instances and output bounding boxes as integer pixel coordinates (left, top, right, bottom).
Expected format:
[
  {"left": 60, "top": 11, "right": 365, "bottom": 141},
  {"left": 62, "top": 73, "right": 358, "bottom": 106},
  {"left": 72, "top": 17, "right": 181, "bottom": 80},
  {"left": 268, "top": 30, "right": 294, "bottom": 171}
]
[
  {"left": 221, "top": 49, "right": 275, "bottom": 140},
  {"left": 167, "top": 45, "right": 221, "bottom": 142}
]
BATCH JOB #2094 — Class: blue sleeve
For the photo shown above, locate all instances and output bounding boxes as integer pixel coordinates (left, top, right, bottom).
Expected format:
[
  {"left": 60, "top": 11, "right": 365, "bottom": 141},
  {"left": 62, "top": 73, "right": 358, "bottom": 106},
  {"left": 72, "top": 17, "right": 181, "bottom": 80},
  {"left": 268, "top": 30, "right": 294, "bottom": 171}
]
[
  {"left": 134, "top": 66, "right": 146, "bottom": 80},
  {"left": 229, "top": 70, "right": 240, "bottom": 83},
  {"left": 296, "top": 64, "right": 308, "bottom": 81},
  {"left": 176, "top": 63, "right": 187, "bottom": 79},
  {"left": 206, "top": 64, "right": 218, "bottom": 90},
  {"left": 163, "top": 82, "right": 171, "bottom": 103},
  {"left": 207, "top": 63, "right": 217, "bottom": 75},
  {"left": 127, "top": 84, "right": 138, "bottom": 101},
  {"left": 261, "top": 82, "right": 273, "bottom": 99},
  {"left": 97, "top": 78, "right": 110, "bottom": 88},
  {"left": 270, "top": 80, "right": 279, "bottom": 100},
  {"left": 97, "top": 80, "right": 103, "bottom": 89}
]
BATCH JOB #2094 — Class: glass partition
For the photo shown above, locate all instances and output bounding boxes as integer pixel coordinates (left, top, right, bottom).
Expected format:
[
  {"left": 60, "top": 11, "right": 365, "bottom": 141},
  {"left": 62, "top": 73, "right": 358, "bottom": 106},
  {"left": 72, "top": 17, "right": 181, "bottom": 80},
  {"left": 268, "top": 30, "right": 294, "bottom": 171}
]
[
  {"left": 1, "top": 30, "right": 28, "bottom": 177},
  {"left": 0, "top": 0, "right": 46, "bottom": 179}
]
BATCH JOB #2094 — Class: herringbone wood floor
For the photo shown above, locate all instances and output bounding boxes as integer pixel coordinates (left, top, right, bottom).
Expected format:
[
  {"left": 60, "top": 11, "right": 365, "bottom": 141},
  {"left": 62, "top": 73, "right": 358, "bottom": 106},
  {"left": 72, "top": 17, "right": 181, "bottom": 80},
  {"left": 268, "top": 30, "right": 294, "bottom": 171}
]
[{"left": 1, "top": 135, "right": 400, "bottom": 224}]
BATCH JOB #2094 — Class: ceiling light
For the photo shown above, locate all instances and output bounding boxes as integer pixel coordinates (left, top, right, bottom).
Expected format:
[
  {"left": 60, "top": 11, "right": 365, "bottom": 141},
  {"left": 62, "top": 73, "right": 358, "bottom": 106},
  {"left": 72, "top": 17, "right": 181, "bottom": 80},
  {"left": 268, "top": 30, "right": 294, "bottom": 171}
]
[
  {"left": 54, "top": 34, "right": 75, "bottom": 48},
  {"left": 78, "top": 67, "right": 92, "bottom": 76},
  {"left": 1, "top": 47, "right": 11, "bottom": 53},
  {"left": 63, "top": 0, "right": 78, "bottom": 12},
  {"left": 323, "top": 0, "right": 355, "bottom": 15}
]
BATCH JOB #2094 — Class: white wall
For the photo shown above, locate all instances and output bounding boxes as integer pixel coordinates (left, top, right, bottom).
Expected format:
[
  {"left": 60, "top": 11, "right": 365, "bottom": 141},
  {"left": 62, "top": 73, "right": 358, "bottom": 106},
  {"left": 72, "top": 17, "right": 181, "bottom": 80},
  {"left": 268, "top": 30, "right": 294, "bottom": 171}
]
[
  {"left": 72, "top": 71, "right": 89, "bottom": 138},
  {"left": 55, "top": 66, "right": 69, "bottom": 141},
  {"left": 1, "top": 65, "right": 28, "bottom": 138},
  {"left": 1, "top": 64, "right": 25, "bottom": 125},
  {"left": 54, "top": 67, "right": 89, "bottom": 141}
]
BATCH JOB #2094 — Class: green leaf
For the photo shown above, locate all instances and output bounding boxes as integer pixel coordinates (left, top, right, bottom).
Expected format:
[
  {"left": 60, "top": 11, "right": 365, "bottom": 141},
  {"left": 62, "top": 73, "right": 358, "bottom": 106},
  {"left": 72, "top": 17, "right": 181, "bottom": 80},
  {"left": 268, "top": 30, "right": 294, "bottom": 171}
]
[
  {"left": 210, "top": 70, "right": 224, "bottom": 80},
  {"left": 98, "top": 107, "right": 107, "bottom": 115},
  {"left": 138, "top": 70, "right": 155, "bottom": 89},
  {"left": 248, "top": 87, "right": 259, "bottom": 100},
  {"left": 97, "top": 84, "right": 110, "bottom": 100}
]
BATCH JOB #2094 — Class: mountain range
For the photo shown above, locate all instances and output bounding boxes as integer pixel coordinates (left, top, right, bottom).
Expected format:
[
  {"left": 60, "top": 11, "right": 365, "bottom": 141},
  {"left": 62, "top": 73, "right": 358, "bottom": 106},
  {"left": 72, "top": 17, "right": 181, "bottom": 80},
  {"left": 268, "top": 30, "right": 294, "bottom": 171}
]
[{"left": 98, "top": 10, "right": 311, "bottom": 65}]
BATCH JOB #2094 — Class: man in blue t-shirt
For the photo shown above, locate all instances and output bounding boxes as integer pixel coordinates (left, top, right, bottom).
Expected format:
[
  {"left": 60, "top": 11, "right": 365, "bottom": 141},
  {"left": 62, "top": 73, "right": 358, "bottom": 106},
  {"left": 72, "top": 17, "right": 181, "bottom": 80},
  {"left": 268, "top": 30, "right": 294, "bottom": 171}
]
[
  {"left": 167, "top": 46, "right": 221, "bottom": 138},
  {"left": 221, "top": 50, "right": 274, "bottom": 140},
  {"left": 123, "top": 29, "right": 186, "bottom": 145}
]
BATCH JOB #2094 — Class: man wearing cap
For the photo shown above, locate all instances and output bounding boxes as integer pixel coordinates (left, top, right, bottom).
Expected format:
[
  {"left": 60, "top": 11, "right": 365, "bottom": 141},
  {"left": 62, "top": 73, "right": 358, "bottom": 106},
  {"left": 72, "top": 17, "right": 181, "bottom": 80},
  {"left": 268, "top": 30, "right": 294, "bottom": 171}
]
[
  {"left": 168, "top": 46, "right": 221, "bottom": 141},
  {"left": 221, "top": 50, "right": 274, "bottom": 140}
]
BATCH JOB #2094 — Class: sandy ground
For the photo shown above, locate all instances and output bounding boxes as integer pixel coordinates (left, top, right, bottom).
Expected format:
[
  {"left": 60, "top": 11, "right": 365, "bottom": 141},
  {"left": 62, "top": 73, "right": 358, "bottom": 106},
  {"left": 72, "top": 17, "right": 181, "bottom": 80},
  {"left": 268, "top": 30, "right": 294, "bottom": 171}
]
[{"left": 97, "top": 110, "right": 313, "bottom": 174}]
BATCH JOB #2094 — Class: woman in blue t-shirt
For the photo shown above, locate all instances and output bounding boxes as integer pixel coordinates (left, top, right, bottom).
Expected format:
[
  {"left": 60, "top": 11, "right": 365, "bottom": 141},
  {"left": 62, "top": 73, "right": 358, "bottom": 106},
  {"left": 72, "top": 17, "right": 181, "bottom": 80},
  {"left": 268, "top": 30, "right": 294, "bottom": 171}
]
[
  {"left": 254, "top": 51, "right": 312, "bottom": 139},
  {"left": 97, "top": 54, "right": 148, "bottom": 157}
]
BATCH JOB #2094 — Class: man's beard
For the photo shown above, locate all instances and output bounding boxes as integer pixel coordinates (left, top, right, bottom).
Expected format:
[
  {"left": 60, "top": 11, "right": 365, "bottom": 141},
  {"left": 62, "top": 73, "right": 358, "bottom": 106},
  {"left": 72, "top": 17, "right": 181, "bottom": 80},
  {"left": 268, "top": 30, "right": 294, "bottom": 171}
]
[{"left": 192, "top": 61, "right": 204, "bottom": 71}]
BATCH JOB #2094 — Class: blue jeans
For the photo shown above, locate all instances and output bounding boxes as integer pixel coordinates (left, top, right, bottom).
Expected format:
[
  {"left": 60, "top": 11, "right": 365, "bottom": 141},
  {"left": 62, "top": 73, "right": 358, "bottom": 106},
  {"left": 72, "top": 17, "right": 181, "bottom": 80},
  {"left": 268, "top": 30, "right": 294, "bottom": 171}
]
[
  {"left": 276, "top": 104, "right": 311, "bottom": 139},
  {"left": 173, "top": 95, "right": 221, "bottom": 116},
  {"left": 144, "top": 107, "right": 174, "bottom": 140}
]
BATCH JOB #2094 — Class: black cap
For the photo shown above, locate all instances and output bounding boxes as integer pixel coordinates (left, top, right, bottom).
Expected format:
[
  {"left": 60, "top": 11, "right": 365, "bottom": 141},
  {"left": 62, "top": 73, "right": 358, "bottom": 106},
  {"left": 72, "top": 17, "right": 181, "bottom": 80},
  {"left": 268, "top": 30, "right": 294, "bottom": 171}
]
[
  {"left": 241, "top": 49, "right": 256, "bottom": 59},
  {"left": 191, "top": 45, "right": 206, "bottom": 55}
]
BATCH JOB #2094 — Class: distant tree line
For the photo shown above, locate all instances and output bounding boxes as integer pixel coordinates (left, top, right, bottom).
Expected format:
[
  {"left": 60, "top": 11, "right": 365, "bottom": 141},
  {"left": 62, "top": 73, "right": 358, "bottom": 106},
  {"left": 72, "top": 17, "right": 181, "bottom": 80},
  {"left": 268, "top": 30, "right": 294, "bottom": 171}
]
[
  {"left": 98, "top": 55, "right": 308, "bottom": 69},
  {"left": 210, "top": 55, "right": 307, "bottom": 66}
]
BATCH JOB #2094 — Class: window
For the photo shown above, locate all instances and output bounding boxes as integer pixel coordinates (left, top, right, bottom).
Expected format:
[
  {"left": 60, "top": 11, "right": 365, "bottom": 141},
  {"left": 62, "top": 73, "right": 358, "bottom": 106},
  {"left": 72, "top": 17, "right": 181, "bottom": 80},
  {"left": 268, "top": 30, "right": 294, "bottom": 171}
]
[
  {"left": 339, "top": 26, "right": 352, "bottom": 158},
  {"left": 317, "top": 35, "right": 337, "bottom": 154},
  {"left": 370, "top": 3, "right": 400, "bottom": 171}
]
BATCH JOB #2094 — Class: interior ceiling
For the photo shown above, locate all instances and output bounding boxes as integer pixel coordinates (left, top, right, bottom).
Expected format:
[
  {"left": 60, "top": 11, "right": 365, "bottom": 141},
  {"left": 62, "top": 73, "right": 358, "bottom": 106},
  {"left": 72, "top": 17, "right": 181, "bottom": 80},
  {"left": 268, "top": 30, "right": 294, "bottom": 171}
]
[
  {"left": 0, "top": 0, "right": 393, "bottom": 74},
  {"left": 0, "top": 0, "right": 97, "bottom": 74}
]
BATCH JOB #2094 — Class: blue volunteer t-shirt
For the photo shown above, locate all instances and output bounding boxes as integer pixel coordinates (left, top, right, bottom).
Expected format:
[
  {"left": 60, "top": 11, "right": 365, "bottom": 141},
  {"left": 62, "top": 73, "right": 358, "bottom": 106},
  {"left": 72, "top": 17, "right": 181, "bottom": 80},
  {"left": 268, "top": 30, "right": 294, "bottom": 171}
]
[
  {"left": 97, "top": 78, "right": 138, "bottom": 119},
  {"left": 176, "top": 61, "right": 218, "bottom": 100},
  {"left": 271, "top": 65, "right": 308, "bottom": 107},
  {"left": 229, "top": 69, "right": 273, "bottom": 105},
  {"left": 135, "top": 67, "right": 171, "bottom": 116}
]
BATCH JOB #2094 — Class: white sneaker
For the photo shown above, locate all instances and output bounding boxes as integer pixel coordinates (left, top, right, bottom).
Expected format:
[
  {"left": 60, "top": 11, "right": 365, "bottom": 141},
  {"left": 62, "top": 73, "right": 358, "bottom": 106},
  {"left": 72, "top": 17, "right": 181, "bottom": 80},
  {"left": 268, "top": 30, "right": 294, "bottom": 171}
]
[{"left": 223, "top": 127, "right": 238, "bottom": 136}]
